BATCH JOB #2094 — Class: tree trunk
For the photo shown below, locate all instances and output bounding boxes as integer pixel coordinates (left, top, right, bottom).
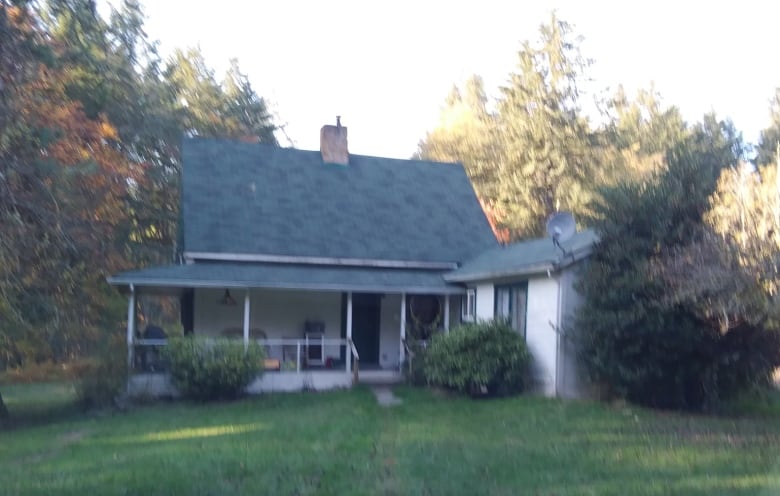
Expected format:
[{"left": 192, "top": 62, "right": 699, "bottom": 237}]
[{"left": 0, "top": 392, "right": 8, "bottom": 424}]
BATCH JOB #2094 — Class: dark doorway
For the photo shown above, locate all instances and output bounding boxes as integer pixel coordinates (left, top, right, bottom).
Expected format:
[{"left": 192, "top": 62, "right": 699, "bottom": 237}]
[{"left": 342, "top": 293, "right": 381, "bottom": 365}]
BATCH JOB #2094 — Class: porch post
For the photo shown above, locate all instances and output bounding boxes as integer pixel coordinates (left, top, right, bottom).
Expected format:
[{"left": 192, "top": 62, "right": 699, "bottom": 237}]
[
  {"left": 126, "top": 284, "right": 136, "bottom": 373},
  {"left": 346, "top": 292, "right": 353, "bottom": 374},
  {"left": 443, "top": 295, "right": 450, "bottom": 333},
  {"left": 243, "top": 289, "right": 251, "bottom": 351},
  {"left": 399, "top": 293, "right": 406, "bottom": 368}
]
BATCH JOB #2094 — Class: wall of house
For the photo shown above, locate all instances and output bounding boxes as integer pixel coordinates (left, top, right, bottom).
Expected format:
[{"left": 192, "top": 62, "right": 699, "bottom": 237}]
[
  {"left": 193, "top": 288, "right": 343, "bottom": 362},
  {"left": 474, "top": 283, "right": 495, "bottom": 321},
  {"left": 525, "top": 275, "right": 561, "bottom": 397}
]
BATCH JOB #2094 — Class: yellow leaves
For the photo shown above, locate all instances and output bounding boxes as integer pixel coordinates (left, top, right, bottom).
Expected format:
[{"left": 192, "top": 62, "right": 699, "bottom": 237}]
[{"left": 99, "top": 120, "right": 118, "bottom": 140}]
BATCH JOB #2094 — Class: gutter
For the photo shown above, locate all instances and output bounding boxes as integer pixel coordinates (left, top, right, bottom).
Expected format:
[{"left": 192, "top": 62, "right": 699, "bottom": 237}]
[{"left": 105, "top": 276, "right": 466, "bottom": 295}]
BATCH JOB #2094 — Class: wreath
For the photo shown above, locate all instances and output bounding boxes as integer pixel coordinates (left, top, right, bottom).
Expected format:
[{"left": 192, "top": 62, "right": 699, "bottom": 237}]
[{"left": 408, "top": 295, "right": 442, "bottom": 341}]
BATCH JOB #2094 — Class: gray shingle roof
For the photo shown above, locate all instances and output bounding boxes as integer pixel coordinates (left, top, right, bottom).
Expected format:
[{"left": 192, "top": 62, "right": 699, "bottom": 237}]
[
  {"left": 445, "top": 230, "right": 598, "bottom": 282},
  {"left": 182, "top": 138, "right": 497, "bottom": 263},
  {"left": 109, "top": 262, "right": 463, "bottom": 295}
]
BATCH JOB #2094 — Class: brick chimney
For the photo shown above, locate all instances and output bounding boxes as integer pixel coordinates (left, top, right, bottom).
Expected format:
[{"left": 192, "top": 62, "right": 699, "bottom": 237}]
[{"left": 320, "top": 116, "right": 348, "bottom": 165}]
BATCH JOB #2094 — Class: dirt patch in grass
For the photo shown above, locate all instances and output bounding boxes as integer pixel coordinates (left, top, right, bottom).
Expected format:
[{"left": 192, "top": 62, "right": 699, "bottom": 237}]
[{"left": 15, "top": 428, "right": 92, "bottom": 467}]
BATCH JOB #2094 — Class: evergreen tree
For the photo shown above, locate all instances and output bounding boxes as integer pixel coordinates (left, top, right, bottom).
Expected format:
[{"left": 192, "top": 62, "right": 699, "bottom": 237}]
[
  {"left": 575, "top": 117, "right": 775, "bottom": 410},
  {"left": 495, "top": 13, "right": 594, "bottom": 238},
  {"left": 418, "top": 14, "right": 595, "bottom": 240},
  {"left": 756, "top": 88, "right": 780, "bottom": 167}
]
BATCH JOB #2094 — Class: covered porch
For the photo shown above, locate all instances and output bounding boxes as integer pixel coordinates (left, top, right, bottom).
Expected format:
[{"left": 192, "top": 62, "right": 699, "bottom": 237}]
[{"left": 109, "top": 262, "right": 463, "bottom": 395}]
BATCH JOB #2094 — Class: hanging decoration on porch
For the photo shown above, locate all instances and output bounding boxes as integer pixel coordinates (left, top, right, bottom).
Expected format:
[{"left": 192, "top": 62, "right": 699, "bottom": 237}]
[
  {"left": 408, "top": 295, "right": 441, "bottom": 341},
  {"left": 218, "top": 289, "right": 237, "bottom": 306}
]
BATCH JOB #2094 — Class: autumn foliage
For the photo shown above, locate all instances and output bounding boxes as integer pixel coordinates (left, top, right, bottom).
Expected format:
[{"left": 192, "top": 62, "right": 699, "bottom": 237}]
[{"left": 0, "top": 1, "right": 276, "bottom": 369}]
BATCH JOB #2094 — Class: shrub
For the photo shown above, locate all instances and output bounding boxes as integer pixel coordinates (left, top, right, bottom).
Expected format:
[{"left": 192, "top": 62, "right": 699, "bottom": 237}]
[
  {"left": 402, "top": 340, "right": 428, "bottom": 386},
  {"left": 165, "top": 337, "right": 264, "bottom": 401},
  {"left": 423, "top": 320, "right": 532, "bottom": 397},
  {"left": 76, "top": 334, "right": 128, "bottom": 410}
]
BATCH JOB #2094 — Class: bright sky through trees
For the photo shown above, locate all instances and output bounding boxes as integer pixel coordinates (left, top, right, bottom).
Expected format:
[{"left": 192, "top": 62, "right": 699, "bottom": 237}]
[{"left": 103, "top": 0, "right": 779, "bottom": 159}]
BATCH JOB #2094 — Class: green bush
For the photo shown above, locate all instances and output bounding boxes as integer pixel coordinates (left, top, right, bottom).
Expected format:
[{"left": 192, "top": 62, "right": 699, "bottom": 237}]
[
  {"left": 402, "top": 340, "right": 428, "bottom": 386},
  {"left": 165, "top": 337, "right": 264, "bottom": 401},
  {"left": 76, "top": 334, "right": 127, "bottom": 410},
  {"left": 423, "top": 320, "right": 532, "bottom": 397}
]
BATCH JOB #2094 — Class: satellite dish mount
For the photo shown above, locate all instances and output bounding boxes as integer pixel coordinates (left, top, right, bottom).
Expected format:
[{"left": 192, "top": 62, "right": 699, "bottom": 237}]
[{"left": 546, "top": 212, "right": 576, "bottom": 258}]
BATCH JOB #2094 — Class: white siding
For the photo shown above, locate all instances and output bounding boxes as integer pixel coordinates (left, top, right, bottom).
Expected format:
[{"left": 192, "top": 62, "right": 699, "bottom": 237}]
[
  {"left": 475, "top": 283, "right": 494, "bottom": 320},
  {"left": 526, "top": 275, "right": 560, "bottom": 397},
  {"left": 193, "top": 288, "right": 343, "bottom": 361}
]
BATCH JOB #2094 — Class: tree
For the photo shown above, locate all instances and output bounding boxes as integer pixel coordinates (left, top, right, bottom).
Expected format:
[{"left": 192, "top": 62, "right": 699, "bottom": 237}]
[
  {"left": 1, "top": 0, "right": 145, "bottom": 366},
  {"left": 575, "top": 116, "right": 752, "bottom": 410},
  {"left": 0, "top": 0, "right": 280, "bottom": 371},
  {"left": 705, "top": 161, "right": 780, "bottom": 302},
  {"left": 416, "top": 75, "right": 507, "bottom": 240},
  {"left": 756, "top": 88, "right": 780, "bottom": 167},
  {"left": 495, "top": 13, "right": 595, "bottom": 237},
  {"left": 418, "top": 14, "right": 595, "bottom": 240},
  {"left": 594, "top": 85, "right": 688, "bottom": 187},
  {"left": 165, "top": 49, "right": 277, "bottom": 143}
]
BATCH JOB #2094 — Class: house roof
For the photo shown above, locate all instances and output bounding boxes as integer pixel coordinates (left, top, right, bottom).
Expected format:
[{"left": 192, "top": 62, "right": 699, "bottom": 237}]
[
  {"left": 181, "top": 138, "right": 497, "bottom": 264},
  {"left": 108, "top": 262, "right": 464, "bottom": 295},
  {"left": 444, "top": 229, "right": 598, "bottom": 283}
]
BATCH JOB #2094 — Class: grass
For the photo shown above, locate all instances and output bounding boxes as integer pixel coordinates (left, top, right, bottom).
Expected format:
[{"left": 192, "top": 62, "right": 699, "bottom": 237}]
[
  {"left": 0, "top": 385, "right": 779, "bottom": 495},
  {"left": 1, "top": 381, "right": 79, "bottom": 428}
]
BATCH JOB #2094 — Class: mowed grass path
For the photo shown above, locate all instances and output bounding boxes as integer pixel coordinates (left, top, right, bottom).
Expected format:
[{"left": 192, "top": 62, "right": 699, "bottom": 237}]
[{"left": 1, "top": 384, "right": 780, "bottom": 495}]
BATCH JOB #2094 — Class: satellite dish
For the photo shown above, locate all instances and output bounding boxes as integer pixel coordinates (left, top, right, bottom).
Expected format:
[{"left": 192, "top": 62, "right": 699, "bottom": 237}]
[{"left": 546, "top": 212, "right": 576, "bottom": 244}]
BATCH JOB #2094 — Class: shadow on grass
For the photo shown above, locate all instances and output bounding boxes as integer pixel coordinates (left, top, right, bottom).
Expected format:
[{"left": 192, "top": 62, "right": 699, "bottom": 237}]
[{"left": 1, "top": 382, "right": 81, "bottom": 430}]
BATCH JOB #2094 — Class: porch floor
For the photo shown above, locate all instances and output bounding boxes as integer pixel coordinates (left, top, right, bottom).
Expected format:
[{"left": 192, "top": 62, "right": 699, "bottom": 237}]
[{"left": 128, "top": 367, "right": 402, "bottom": 397}]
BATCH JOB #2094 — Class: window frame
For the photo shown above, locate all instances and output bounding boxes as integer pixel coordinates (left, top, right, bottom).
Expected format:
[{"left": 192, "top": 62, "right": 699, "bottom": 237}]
[
  {"left": 494, "top": 282, "right": 528, "bottom": 339},
  {"left": 461, "top": 288, "right": 476, "bottom": 322}
]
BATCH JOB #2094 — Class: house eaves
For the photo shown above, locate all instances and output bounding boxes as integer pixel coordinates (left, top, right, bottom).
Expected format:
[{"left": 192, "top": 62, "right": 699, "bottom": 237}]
[{"left": 107, "top": 262, "right": 466, "bottom": 295}]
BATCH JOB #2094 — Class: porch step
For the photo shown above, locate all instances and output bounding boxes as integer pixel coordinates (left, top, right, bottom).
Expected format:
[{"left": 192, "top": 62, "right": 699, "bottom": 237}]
[
  {"left": 371, "top": 386, "right": 402, "bottom": 406},
  {"left": 357, "top": 370, "right": 403, "bottom": 385}
]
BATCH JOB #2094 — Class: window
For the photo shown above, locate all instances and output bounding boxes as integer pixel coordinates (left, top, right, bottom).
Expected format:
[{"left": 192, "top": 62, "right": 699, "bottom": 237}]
[
  {"left": 461, "top": 289, "right": 476, "bottom": 322},
  {"left": 495, "top": 283, "right": 527, "bottom": 338}
]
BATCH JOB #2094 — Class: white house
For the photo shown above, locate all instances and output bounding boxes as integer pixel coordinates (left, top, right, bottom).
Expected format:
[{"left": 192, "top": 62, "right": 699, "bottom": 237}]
[{"left": 108, "top": 121, "right": 596, "bottom": 398}]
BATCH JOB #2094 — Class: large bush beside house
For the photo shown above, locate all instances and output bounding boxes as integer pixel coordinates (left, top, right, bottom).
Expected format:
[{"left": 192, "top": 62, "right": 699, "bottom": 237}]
[
  {"left": 165, "top": 338, "right": 264, "bottom": 401},
  {"left": 423, "top": 320, "right": 532, "bottom": 396},
  {"left": 576, "top": 138, "right": 780, "bottom": 411}
]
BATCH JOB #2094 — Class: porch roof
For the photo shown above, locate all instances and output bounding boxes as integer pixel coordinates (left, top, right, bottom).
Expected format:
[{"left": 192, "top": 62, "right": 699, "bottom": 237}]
[
  {"left": 444, "top": 229, "right": 598, "bottom": 283},
  {"left": 108, "top": 261, "right": 465, "bottom": 295}
]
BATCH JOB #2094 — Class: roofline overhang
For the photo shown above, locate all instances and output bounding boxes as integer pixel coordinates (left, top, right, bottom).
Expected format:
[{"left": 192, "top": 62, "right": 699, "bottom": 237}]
[
  {"left": 106, "top": 276, "right": 466, "bottom": 295},
  {"left": 182, "top": 251, "right": 458, "bottom": 270},
  {"left": 443, "top": 245, "right": 593, "bottom": 283}
]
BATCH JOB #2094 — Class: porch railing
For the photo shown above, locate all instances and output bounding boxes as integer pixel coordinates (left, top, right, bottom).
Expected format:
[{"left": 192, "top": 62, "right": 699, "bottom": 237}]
[
  {"left": 349, "top": 338, "right": 359, "bottom": 384},
  {"left": 132, "top": 337, "right": 355, "bottom": 375}
]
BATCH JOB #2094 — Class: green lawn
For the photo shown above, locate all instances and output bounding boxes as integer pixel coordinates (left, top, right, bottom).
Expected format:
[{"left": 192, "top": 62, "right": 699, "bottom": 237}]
[{"left": 1, "top": 385, "right": 779, "bottom": 495}]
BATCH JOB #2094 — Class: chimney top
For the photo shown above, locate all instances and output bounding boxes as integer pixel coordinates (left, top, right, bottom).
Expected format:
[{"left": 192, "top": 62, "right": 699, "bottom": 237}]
[{"left": 320, "top": 117, "right": 348, "bottom": 165}]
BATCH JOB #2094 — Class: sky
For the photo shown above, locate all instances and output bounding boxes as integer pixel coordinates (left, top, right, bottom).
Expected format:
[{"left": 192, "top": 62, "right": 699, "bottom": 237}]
[{"left": 115, "top": 0, "right": 780, "bottom": 159}]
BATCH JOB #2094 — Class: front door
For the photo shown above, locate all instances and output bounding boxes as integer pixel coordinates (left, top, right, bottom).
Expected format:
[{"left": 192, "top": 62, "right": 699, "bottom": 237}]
[{"left": 344, "top": 293, "right": 381, "bottom": 365}]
